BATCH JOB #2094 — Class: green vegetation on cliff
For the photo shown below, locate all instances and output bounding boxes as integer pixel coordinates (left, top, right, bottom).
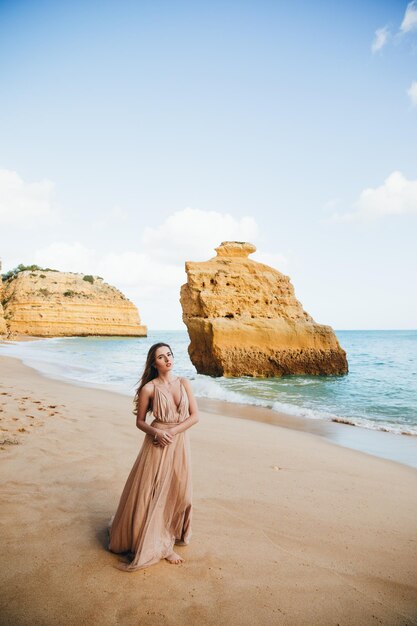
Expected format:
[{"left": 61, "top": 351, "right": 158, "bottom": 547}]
[{"left": 1, "top": 264, "right": 58, "bottom": 282}]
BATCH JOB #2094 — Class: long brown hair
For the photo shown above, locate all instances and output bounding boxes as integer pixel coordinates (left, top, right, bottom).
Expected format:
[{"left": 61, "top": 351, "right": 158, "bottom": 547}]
[{"left": 133, "top": 342, "right": 173, "bottom": 417}]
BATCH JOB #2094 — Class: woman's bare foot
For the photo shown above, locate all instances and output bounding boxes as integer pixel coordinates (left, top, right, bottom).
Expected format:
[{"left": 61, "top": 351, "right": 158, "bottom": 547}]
[{"left": 165, "top": 551, "right": 184, "bottom": 564}]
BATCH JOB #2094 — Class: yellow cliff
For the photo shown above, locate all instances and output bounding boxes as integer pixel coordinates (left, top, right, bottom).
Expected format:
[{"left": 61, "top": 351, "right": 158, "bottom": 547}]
[
  {"left": 1, "top": 269, "right": 147, "bottom": 337},
  {"left": 0, "top": 283, "right": 7, "bottom": 335},
  {"left": 180, "top": 241, "right": 348, "bottom": 377}
]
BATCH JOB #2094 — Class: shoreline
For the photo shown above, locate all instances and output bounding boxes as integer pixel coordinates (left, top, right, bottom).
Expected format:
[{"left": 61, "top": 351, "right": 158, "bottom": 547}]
[
  {"left": 1, "top": 339, "right": 417, "bottom": 470},
  {"left": 198, "top": 396, "right": 417, "bottom": 471},
  {"left": 0, "top": 353, "right": 416, "bottom": 624}
]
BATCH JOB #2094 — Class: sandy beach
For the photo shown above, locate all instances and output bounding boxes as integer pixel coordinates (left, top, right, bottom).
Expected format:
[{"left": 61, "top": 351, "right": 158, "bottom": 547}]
[{"left": 1, "top": 354, "right": 417, "bottom": 625}]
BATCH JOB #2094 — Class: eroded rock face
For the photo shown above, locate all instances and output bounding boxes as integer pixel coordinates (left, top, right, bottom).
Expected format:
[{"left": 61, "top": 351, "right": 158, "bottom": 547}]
[
  {"left": 180, "top": 241, "right": 348, "bottom": 377},
  {"left": 0, "top": 281, "right": 7, "bottom": 335},
  {"left": 1, "top": 270, "right": 147, "bottom": 337}
]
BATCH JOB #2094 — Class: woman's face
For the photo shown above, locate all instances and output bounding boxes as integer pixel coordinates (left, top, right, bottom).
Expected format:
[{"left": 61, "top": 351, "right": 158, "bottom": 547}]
[{"left": 154, "top": 346, "right": 174, "bottom": 374}]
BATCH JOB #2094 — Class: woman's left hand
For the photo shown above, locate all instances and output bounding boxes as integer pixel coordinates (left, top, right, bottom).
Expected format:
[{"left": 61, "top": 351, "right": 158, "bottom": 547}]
[{"left": 152, "top": 427, "right": 177, "bottom": 445}]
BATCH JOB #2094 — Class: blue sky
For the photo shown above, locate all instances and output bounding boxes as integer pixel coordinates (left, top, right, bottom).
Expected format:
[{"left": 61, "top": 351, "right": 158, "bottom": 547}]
[{"left": 0, "top": 0, "right": 416, "bottom": 329}]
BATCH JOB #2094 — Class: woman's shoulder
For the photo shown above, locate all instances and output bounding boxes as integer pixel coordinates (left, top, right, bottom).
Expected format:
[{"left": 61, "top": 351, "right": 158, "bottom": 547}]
[
  {"left": 179, "top": 376, "right": 192, "bottom": 388},
  {"left": 141, "top": 380, "right": 156, "bottom": 394}
]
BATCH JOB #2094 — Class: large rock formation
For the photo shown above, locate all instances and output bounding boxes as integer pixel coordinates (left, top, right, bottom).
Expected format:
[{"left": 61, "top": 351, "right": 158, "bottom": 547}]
[
  {"left": 0, "top": 284, "right": 7, "bottom": 335},
  {"left": 180, "top": 241, "right": 348, "bottom": 377},
  {"left": 1, "top": 269, "right": 147, "bottom": 337}
]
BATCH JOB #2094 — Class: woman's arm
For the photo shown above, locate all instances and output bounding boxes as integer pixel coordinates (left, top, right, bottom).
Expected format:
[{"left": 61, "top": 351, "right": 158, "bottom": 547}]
[
  {"left": 168, "top": 378, "right": 199, "bottom": 436},
  {"left": 136, "top": 384, "right": 173, "bottom": 447}
]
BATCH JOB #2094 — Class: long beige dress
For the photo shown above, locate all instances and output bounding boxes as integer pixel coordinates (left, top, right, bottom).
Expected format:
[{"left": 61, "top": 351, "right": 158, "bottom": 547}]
[{"left": 108, "top": 377, "right": 192, "bottom": 571}]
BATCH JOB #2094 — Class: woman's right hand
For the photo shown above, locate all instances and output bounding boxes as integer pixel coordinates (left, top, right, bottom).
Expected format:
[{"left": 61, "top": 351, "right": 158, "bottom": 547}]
[{"left": 153, "top": 429, "right": 173, "bottom": 447}]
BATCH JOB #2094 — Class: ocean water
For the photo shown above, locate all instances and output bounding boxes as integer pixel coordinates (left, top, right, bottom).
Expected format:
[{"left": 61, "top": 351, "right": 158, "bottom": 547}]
[{"left": 1, "top": 330, "right": 416, "bottom": 437}]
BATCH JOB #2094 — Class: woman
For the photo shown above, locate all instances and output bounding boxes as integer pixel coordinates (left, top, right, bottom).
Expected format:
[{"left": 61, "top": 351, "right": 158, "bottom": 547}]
[{"left": 108, "top": 342, "right": 199, "bottom": 571}]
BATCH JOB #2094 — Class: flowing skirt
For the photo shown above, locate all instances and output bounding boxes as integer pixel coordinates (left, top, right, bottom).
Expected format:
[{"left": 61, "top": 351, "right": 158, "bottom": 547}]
[{"left": 108, "top": 420, "right": 192, "bottom": 572}]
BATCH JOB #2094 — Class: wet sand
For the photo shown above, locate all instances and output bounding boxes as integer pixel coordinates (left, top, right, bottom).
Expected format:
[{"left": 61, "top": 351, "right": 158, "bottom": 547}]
[
  {"left": 198, "top": 397, "right": 417, "bottom": 470},
  {"left": 1, "top": 355, "right": 416, "bottom": 625}
]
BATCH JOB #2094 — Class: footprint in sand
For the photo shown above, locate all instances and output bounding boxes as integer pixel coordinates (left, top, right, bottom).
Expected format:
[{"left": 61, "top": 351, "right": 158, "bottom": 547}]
[{"left": 0, "top": 437, "right": 19, "bottom": 447}]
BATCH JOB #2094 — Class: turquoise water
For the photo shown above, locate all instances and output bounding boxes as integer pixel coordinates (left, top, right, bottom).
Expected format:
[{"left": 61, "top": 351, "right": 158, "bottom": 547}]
[{"left": 1, "top": 330, "right": 416, "bottom": 436}]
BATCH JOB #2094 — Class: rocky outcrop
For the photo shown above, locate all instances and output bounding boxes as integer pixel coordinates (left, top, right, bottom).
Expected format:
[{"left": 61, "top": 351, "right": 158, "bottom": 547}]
[
  {"left": 0, "top": 282, "right": 7, "bottom": 335},
  {"left": 1, "top": 270, "right": 147, "bottom": 337},
  {"left": 180, "top": 241, "right": 348, "bottom": 377}
]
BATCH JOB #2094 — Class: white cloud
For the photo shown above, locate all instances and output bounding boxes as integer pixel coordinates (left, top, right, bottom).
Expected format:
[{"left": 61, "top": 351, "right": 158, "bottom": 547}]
[
  {"left": 330, "top": 171, "right": 417, "bottom": 222},
  {"left": 99, "top": 251, "right": 184, "bottom": 295},
  {"left": 251, "top": 251, "right": 288, "bottom": 271},
  {"left": 371, "top": 26, "right": 390, "bottom": 52},
  {"left": 33, "top": 241, "right": 96, "bottom": 273},
  {"left": 400, "top": 1, "right": 417, "bottom": 33},
  {"left": 407, "top": 80, "right": 417, "bottom": 105},
  {"left": 141, "top": 207, "right": 259, "bottom": 264},
  {"left": 0, "top": 169, "right": 56, "bottom": 227}
]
